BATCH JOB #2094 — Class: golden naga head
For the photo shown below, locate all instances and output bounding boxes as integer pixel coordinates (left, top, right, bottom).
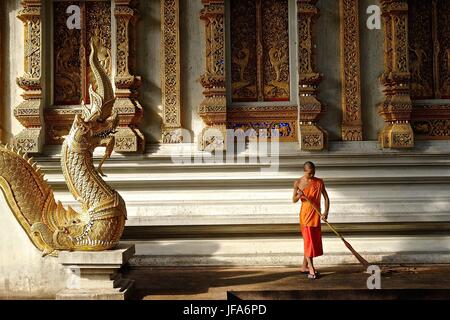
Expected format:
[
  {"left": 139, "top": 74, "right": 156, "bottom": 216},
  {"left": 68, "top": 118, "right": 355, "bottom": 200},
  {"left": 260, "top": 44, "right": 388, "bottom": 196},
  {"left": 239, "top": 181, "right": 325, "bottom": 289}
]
[{"left": 69, "top": 41, "right": 118, "bottom": 148}]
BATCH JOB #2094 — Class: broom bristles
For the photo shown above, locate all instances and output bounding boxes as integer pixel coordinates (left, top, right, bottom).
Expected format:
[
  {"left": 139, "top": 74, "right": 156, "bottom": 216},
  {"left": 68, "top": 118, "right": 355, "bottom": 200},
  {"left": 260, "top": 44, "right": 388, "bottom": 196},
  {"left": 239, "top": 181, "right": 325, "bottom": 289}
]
[{"left": 343, "top": 239, "right": 370, "bottom": 268}]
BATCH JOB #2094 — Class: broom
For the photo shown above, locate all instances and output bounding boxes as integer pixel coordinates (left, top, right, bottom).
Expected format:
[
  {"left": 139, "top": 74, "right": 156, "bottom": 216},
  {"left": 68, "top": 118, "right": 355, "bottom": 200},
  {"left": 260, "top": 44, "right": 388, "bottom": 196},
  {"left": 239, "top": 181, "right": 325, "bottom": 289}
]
[{"left": 297, "top": 182, "right": 370, "bottom": 268}]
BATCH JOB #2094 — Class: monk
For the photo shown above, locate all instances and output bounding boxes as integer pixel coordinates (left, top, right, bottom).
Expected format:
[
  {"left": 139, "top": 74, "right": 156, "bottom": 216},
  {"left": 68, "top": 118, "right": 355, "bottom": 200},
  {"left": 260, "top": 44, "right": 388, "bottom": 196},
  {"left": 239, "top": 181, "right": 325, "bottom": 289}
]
[{"left": 292, "top": 161, "right": 330, "bottom": 279}]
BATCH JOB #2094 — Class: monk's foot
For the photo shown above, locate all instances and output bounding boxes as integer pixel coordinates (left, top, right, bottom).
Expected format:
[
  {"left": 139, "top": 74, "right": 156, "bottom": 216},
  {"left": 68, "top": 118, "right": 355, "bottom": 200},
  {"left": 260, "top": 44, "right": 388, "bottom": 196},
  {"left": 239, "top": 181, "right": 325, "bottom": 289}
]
[
  {"left": 307, "top": 269, "right": 320, "bottom": 279},
  {"left": 308, "top": 273, "right": 317, "bottom": 280},
  {"left": 300, "top": 267, "right": 309, "bottom": 274}
]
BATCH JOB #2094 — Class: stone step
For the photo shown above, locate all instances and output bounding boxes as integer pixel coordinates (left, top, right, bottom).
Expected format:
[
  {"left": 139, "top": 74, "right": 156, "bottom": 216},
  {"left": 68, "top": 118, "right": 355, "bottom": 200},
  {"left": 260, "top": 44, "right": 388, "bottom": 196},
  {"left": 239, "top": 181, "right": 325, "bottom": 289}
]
[{"left": 123, "top": 235, "right": 450, "bottom": 267}]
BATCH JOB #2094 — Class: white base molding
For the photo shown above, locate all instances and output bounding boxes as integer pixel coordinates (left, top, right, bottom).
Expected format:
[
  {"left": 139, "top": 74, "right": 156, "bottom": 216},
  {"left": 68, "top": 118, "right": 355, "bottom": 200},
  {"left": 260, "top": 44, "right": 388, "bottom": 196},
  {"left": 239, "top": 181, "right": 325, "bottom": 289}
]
[
  {"left": 125, "top": 235, "right": 450, "bottom": 267},
  {"left": 56, "top": 244, "right": 136, "bottom": 300}
]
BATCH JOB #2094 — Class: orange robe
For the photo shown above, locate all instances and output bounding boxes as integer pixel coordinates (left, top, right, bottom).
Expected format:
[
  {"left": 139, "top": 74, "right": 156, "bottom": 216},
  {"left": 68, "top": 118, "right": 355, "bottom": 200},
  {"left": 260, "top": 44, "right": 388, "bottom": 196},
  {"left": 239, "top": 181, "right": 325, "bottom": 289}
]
[{"left": 300, "top": 177, "right": 324, "bottom": 258}]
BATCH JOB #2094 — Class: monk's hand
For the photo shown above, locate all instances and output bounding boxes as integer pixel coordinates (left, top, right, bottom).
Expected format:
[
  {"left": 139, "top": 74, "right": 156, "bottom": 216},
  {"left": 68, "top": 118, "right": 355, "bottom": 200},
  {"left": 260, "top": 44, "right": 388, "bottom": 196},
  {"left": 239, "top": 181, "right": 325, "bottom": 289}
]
[
  {"left": 321, "top": 212, "right": 328, "bottom": 222},
  {"left": 297, "top": 188, "right": 303, "bottom": 197}
]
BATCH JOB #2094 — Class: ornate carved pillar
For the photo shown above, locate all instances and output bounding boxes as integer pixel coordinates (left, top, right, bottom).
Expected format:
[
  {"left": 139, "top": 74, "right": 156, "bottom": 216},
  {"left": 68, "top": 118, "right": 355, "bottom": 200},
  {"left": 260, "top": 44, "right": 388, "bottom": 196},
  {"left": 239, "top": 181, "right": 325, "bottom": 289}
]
[
  {"left": 15, "top": 0, "right": 44, "bottom": 153},
  {"left": 340, "top": 0, "right": 363, "bottom": 141},
  {"left": 161, "top": 0, "right": 185, "bottom": 143},
  {"left": 297, "top": 0, "right": 327, "bottom": 151},
  {"left": 199, "top": 0, "right": 227, "bottom": 151},
  {"left": 379, "top": 0, "right": 414, "bottom": 148},
  {"left": 114, "top": 0, "right": 145, "bottom": 152}
]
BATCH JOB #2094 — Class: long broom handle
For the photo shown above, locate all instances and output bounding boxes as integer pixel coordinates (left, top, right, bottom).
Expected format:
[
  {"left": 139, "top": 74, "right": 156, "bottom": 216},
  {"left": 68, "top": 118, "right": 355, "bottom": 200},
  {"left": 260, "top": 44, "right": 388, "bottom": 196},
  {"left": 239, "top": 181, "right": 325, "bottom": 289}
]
[
  {"left": 299, "top": 192, "right": 370, "bottom": 268},
  {"left": 300, "top": 194, "right": 344, "bottom": 240}
]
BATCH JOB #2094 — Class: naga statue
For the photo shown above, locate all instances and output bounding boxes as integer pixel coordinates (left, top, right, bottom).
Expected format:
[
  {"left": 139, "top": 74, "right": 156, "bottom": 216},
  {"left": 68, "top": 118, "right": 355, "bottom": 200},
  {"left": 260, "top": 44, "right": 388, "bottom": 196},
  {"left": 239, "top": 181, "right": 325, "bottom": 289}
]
[{"left": 0, "top": 43, "right": 126, "bottom": 256}]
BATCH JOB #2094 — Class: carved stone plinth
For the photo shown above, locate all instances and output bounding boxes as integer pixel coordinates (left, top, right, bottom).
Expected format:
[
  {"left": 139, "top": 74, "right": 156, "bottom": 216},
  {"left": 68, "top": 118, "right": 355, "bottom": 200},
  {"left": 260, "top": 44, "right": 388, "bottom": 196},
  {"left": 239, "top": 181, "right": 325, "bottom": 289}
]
[
  {"left": 379, "top": 122, "right": 414, "bottom": 149},
  {"left": 298, "top": 123, "right": 327, "bottom": 151},
  {"left": 56, "top": 244, "right": 135, "bottom": 300}
]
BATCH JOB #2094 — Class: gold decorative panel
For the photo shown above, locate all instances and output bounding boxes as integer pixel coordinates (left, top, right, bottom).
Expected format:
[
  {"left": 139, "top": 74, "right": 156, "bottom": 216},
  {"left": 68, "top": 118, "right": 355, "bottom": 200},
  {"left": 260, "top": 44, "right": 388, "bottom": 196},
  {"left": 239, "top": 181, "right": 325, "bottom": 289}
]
[
  {"left": 379, "top": 0, "right": 414, "bottom": 149},
  {"left": 339, "top": 0, "right": 363, "bottom": 141},
  {"left": 408, "top": 0, "right": 450, "bottom": 100},
  {"left": 412, "top": 105, "right": 450, "bottom": 140},
  {"left": 230, "top": 0, "right": 257, "bottom": 102},
  {"left": 407, "top": 0, "right": 450, "bottom": 141},
  {"left": 113, "top": 0, "right": 144, "bottom": 152},
  {"left": 230, "top": 0, "right": 290, "bottom": 102},
  {"left": 228, "top": 106, "right": 297, "bottom": 142},
  {"left": 437, "top": 0, "right": 450, "bottom": 98},
  {"left": 161, "top": 0, "right": 185, "bottom": 143},
  {"left": 261, "top": 0, "right": 290, "bottom": 101},
  {"left": 408, "top": 0, "right": 433, "bottom": 100},
  {"left": 297, "top": 0, "right": 327, "bottom": 151},
  {"left": 45, "top": 0, "right": 144, "bottom": 152},
  {"left": 199, "top": 0, "right": 227, "bottom": 151},
  {"left": 14, "top": 0, "right": 44, "bottom": 153},
  {"left": 53, "top": 1, "right": 82, "bottom": 105},
  {"left": 53, "top": 1, "right": 111, "bottom": 106}
]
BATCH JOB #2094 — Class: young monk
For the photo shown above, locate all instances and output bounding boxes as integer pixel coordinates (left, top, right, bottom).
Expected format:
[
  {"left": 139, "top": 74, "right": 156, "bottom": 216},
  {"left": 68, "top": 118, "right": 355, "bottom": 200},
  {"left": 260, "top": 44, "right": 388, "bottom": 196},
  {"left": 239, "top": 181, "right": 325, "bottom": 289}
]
[{"left": 292, "top": 161, "right": 330, "bottom": 279}]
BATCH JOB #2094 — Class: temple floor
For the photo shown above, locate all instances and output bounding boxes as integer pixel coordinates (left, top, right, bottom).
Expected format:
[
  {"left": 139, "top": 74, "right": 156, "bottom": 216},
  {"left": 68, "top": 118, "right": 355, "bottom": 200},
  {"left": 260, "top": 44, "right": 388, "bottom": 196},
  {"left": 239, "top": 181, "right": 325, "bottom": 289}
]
[{"left": 124, "top": 265, "right": 450, "bottom": 300}]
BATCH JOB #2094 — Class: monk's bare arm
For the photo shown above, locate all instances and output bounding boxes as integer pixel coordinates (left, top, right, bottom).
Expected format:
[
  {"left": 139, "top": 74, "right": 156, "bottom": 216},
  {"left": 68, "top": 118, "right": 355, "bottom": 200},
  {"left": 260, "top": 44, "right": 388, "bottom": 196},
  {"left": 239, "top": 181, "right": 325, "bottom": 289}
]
[
  {"left": 292, "top": 181, "right": 302, "bottom": 203},
  {"left": 322, "top": 187, "right": 330, "bottom": 220}
]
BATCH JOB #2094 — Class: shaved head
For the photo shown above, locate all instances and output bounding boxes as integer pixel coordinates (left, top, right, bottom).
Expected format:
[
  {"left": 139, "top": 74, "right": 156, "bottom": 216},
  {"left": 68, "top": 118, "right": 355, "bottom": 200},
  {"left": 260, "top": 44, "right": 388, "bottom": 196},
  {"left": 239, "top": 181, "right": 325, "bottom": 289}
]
[{"left": 303, "top": 161, "right": 316, "bottom": 171}]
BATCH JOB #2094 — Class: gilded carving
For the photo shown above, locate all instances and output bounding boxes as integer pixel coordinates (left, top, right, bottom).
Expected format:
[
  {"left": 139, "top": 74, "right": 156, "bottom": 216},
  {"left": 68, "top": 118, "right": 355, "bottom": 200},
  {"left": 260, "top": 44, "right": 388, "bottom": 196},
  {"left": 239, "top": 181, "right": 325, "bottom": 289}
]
[
  {"left": 0, "top": 44, "right": 126, "bottom": 256},
  {"left": 262, "top": 0, "right": 290, "bottom": 101},
  {"left": 113, "top": 0, "right": 144, "bottom": 152},
  {"left": 408, "top": 0, "right": 433, "bottom": 99},
  {"left": 161, "top": 0, "right": 185, "bottom": 143},
  {"left": 53, "top": 1, "right": 112, "bottom": 106},
  {"left": 54, "top": 1, "right": 82, "bottom": 105},
  {"left": 406, "top": 0, "right": 450, "bottom": 101},
  {"left": 48, "top": 0, "right": 144, "bottom": 152},
  {"left": 340, "top": 0, "right": 363, "bottom": 141},
  {"left": 379, "top": 0, "right": 414, "bottom": 148},
  {"left": 230, "top": 0, "right": 257, "bottom": 101},
  {"left": 230, "top": 0, "right": 290, "bottom": 102},
  {"left": 14, "top": 0, "right": 44, "bottom": 153},
  {"left": 411, "top": 105, "right": 450, "bottom": 139},
  {"left": 297, "top": 0, "right": 327, "bottom": 151},
  {"left": 199, "top": 0, "right": 227, "bottom": 151},
  {"left": 436, "top": 0, "right": 450, "bottom": 98},
  {"left": 228, "top": 105, "right": 297, "bottom": 141}
]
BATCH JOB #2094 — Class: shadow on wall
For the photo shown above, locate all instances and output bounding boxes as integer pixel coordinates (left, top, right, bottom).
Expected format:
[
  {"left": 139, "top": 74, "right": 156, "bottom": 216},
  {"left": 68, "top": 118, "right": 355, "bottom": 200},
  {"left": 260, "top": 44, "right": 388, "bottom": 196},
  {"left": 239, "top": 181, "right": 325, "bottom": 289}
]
[
  {"left": 2, "top": 1, "right": 22, "bottom": 145},
  {"left": 315, "top": 0, "right": 341, "bottom": 141},
  {"left": 136, "top": 0, "right": 163, "bottom": 145}
]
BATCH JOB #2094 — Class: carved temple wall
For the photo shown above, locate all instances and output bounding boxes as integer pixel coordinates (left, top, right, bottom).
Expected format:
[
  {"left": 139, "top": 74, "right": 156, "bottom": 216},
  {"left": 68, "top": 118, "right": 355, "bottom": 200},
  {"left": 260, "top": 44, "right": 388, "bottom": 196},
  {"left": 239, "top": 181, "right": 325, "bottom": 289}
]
[{"left": 1, "top": 0, "right": 450, "bottom": 154}]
